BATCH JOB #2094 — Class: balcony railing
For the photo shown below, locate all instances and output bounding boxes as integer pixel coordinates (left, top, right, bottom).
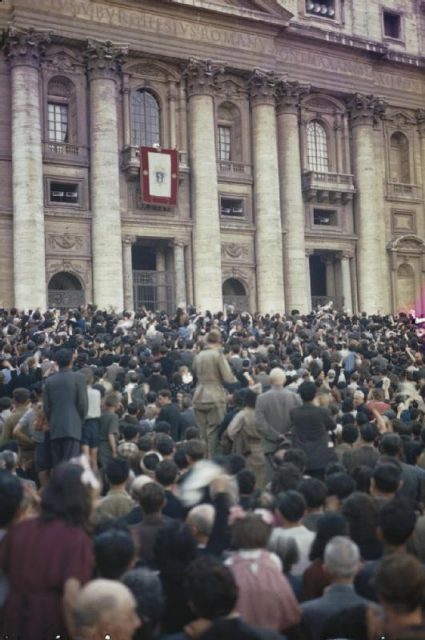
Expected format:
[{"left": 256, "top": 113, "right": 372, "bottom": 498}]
[
  {"left": 217, "top": 160, "right": 253, "bottom": 182},
  {"left": 386, "top": 182, "right": 422, "bottom": 202},
  {"left": 302, "top": 170, "right": 355, "bottom": 203},
  {"left": 43, "top": 141, "right": 88, "bottom": 164}
]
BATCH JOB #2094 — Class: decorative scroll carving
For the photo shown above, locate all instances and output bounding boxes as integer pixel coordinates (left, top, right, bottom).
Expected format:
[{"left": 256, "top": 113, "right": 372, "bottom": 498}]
[
  {"left": 85, "top": 40, "right": 128, "bottom": 80},
  {"left": 183, "top": 58, "right": 224, "bottom": 97},
  {"left": 47, "top": 233, "right": 84, "bottom": 251},
  {"left": 221, "top": 243, "right": 249, "bottom": 260},
  {"left": 416, "top": 109, "right": 425, "bottom": 137},
  {"left": 247, "top": 69, "right": 278, "bottom": 106},
  {"left": 276, "top": 80, "right": 310, "bottom": 114},
  {"left": 43, "top": 48, "right": 84, "bottom": 73},
  {"left": 346, "top": 93, "right": 386, "bottom": 126},
  {"left": 1, "top": 27, "right": 51, "bottom": 69},
  {"left": 47, "top": 259, "right": 91, "bottom": 285}
]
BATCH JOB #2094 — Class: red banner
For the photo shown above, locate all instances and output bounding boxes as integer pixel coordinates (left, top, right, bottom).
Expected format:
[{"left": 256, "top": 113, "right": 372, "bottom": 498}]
[{"left": 140, "top": 147, "right": 179, "bottom": 206}]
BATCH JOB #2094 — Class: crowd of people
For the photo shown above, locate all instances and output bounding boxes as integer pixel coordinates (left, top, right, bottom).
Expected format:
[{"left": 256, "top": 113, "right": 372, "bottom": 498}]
[{"left": 0, "top": 303, "right": 424, "bottom": 640}]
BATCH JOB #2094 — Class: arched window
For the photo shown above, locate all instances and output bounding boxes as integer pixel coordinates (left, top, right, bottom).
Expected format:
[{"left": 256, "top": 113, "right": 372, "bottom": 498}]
[
  {"left": 390, "top": 132, "right": 410, "bottom": 183},
  {"left": 47, "top": 76, "right": 76, "bottom": 144},
  {"left": 307, "top": 120, "right": 329, "bottom": 172},
  {"left": 131, "top": 89, "right": 161, "bottom": 147}
]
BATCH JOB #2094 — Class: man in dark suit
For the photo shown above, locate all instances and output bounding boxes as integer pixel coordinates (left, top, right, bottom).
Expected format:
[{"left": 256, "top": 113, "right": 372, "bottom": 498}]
[
  {"left": 157, "top": 389, "right": 186, "bottom": 442},
  {"left": 343, "top": 422, "right": 380, "bottom": 473},
  {"left": 301, "top": 537, "right": 372, "bottom": 640},
  {"left": 43, "top": 348, "right": 88, "bottom": 466}
]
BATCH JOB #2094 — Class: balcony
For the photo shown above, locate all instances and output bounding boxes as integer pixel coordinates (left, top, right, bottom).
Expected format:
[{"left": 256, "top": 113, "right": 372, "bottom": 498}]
[
  {"left": 121, "top": 146, "right": 189, "bottom": 178},
  {"left": 302, "top": 171, "right": 355, "bottom": 204},
  {"left": 386, "top": 182, "right": 422, "bottom": 202},
  {"left": 43, "top": 141, "right": 88, "bottom": 165},
  {"left": 217, "top": 160, "right": 253, "bottom": 183}
]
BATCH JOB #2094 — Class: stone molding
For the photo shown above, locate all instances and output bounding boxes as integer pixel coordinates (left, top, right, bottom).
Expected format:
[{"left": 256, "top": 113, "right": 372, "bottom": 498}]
[
  {"left": 183, "top": 58, "right": 224, "bottom": 98},
  {"left": 1, "top": 27, "right": 51, "bottom": 69},
  {"left": 416, "top": 109, "right": 425, "bottom": 137},
  {"left": 347, "top": 93, "right": 386, "bottom": 127},
  {"left": 276, "top": 80, "right": 310, "bottom": 115},
  {"left": 122, "top": 235, "right": 137, "bottom": 245},
  {"left": 247, "top": 69, "right": 278, "bottom": 107},
  {"left": 85, "top": 40, "right": 128, "bottom": 81},
  {"left": 47, "top": 232, "right": 84, "bottom": 252},
  {"left": 221, "top": 242, "right": 250, "bottom": 261}
]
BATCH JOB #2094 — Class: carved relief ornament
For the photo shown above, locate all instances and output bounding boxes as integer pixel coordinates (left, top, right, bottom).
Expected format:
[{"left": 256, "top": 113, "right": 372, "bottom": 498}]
[
  {"left": 247, "top": 69, "right": 278, "bottom": 107},
  {"left": 85, "top": 40, "right": 128, "bottom": 81},
  {"left": 347, "top": 93, "right": 386, "bottom": 126},
  {"left": 277, "top": 80, "right": 311, "bottom": 114},
  {"left": 1, "top": 27, "right": 51, "bottom": 69},
  {"left": 47, "top": 259, "right": 90, "bottom": 285},
  {"left": 48, "top": 232, "right": 84, "bottom": 251},
  {"left": 43, "top": 48, "right": 84, "bottom": 73},
  {"left": 221, "top": 243, "right": 249, "bottom": 261},
  {"left": 183, "top": 58, "right": 224, "bottom": 98}
]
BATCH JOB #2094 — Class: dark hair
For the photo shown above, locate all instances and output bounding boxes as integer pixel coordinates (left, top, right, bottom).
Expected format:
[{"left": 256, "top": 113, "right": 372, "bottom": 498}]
[
  {"left": 276, "top": 490, "right": 306, "bottom": 522},
  {"left": 244, "top": 389, "right": 257, "bottom": 409},
  {"left": 94, "top": 528, "right": 135, "bottom": 579},
  {"left": 373, "top": 462, "right": 402, "bottom": 494},
  {"left": 379, "top": 497, "right": 417, "bottom": 546},
  {"left": 139, "top": 482, "right": 165, "bottom": 515},
  {"left": 121, "top": 568, "right": 164, "bottom": 639},
  {"left": 222, "top": 454, "right": 246, "bottom": 476},
  {"left": 373, "top": 554, "right": 425, "bottom": 614},
  {"left": 12, "top": 387, "right": 31, "bottom": 405},
  {"left": 360, "top": 422, "right": 378, "bottom": 443},
  {"left": 341, "top": 424, "right": 359, "bottom": 445},
  {"left": 0, "top": 470, "right": 23, "bottom": 527},
  {"left": 271, "top": 463, "right": 302, "bottom": 495},
  {"left": 183, "top": 426, "right": 200, "bottom": 441},
  {"left": 154, "top": 421, "right": 171, "bottom": 436},
  {"left": 41, "top": 463, "right": 92, "bottom": 532},
  {"left": 309, "top": 512, "right": 349, "bottom": 561},
  {"left": 55, "top": 348, "right": 73, "bottom": 368},
  {"left": 154, "top": 521, "right": 198, "bottom": 575},
  {"left": 123, "top": 425, "right": 139, "bottom": 441},
  {"left": 185, "top": 439, "right": 205, "bottom": 462},
  {"left": 341, "top": 492, "right": 380, "bottom": 557},
  {"left": 325, "top": 462, "right": 347, "bottom": 478},
  {"left": 326, "top": 473, "right": 355, "bottom": 500},
  {"left": 403, "top": 440, "right": 422, "bottom": 466},
  {"left": 156, "top": 435, "right": 174, "bottom": 457},
  {"left": 105, "top": 458, "right": 130, "bottom": 485},
  {"left": 380, "top": 433, "right": 402, "bottom": 457},
  {"left": 155, "top": 460, "right": 178, "bottom": 487},
  {"left": 158, "top": 389, "right": 172, "bottom": 400},
  {"left": 184, "top": 557, "right": 238, "bottom": 619},
  {"left": 284, "top": 448, "right": 307, "bottom": 472},
  {"left": 237, "top": 469, "right": 256, "bottom": 495},
  {"left": 298, "top": 478, "right": 327, "bottom": 509},
  {"left": 143, "top": 452, "right": 162, "bottom": 474},
  {"left": 351, "top": 465, "right": 373, "bottom": 494},
  {"left": 299, "top": 381, "right": 317, "bottom": 402},
  {"left": 174, "top": 447, "right": 189, "bottom": 471}
]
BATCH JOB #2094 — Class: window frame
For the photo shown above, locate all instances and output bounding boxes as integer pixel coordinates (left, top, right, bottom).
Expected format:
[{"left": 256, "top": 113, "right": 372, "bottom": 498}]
[
  {"left": 44, "top": 176, "right": 86, "bottom": 209},
  {"left": 389, "top": 130, "right": 411, "bottom": 184},
  {"left": 47, "top": 101, "right": 69, "bottom": 144},
  {"left": 381, "top": 8, "right": 404, "bottom": 43},
  {"left": 307, "top": 120, "right": 330, "bottom": 173},
  {"left": 131, "top": 88, "right": 161, "bottom": 148},
  {"left": 217, "top": 125, "right": 232, "bottom": 162}
]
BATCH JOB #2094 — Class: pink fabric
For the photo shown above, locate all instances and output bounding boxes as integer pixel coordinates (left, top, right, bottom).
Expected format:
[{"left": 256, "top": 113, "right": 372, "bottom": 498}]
[{"left": 227, "top": 550, "right": 301, "bottom": 631}]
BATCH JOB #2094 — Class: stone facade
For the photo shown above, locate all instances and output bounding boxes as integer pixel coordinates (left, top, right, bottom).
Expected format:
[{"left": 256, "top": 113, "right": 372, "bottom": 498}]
[{"left": 0, "top": 0, "right": 424, "bottom": 314}]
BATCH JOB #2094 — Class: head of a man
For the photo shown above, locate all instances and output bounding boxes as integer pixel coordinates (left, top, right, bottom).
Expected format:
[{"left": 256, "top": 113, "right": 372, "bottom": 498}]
[
  {"left": 323, "top": 536, "right": 360, "bottom": 584},
  {"left": 186, "top": 504, "right": 215, "bottom": 546},
  {"left": 269, "top": 367, "right": 286, "bottom": 387},
  {"left": 55, "top": 348, "right": 73, "bottom": 370},
  {"left": 72, "top": 579, "right": 140, "bottom": 640},
  {"left": 184, "top": 556, "right": 238, "bottom": 620},
  {"left": 373, "top": 554, "right": 425, "bottom": 623}
]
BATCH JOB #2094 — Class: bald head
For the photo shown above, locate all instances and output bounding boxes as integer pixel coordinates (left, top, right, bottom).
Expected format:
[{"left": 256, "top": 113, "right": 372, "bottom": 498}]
[
  {"left": 187, "top": 504, "right": 215, "bottom": 543},
  {"left": 269, "top": 367, "right": 286, "bottom": 386},
  {"left": 73, "top": 579, "right": 140, "bottom": 640}
]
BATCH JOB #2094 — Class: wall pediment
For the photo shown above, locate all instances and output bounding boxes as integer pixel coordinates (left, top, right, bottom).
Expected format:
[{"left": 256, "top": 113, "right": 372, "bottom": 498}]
[{"left": 159, "top": 0, "right": 293, "bottom": 25}]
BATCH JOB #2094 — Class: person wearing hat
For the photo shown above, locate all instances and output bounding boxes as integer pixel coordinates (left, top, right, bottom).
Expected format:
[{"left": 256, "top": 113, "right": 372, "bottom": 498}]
[{"left": 192, "top": 330, "right": 236, "bottom": 457}]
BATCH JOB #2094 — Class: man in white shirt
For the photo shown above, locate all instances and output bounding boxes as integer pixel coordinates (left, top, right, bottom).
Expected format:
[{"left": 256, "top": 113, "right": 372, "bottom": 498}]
[{"left": 81, "top": 366, "right": 102, "bottom": 470}]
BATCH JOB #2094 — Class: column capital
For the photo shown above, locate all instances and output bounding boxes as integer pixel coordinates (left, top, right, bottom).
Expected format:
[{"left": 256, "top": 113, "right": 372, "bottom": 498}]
[
  {"left": 183, "top": 58, "right": 224, "bottom": 98},
  {"left": 276, "top": 80, "right": 310, "bottom": 115},
  {"left": 122, "top": 235, "right": 136, "bottom": 245},
  {"left": 85, "top": 40, "right": 127, "bottom": 82},
  {"left": 1, "top": 27, "right": 51, "bottom": 69},
  {"left": 247, "top": 69, "right": 278, "bottom": 107},
  {"left": 347, "top": 93, "right": 386, "bottom": 127},
  {"left": 416, "top": 109, "right": 425, "bottom": 137},
  {"left": 171, "top": 238, "right": 187, "bottom": 248},
  {"left": 340, "top": 251, "right": 354, "bottom": 260},
  {"left": 305, "top": 249, "right": 314, "bottom": 257}
]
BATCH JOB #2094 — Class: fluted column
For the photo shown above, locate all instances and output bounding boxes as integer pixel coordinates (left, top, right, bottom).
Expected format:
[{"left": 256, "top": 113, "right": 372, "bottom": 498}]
[
  {"left": 173, "top": 240, "right": 187, "bottom": 309},
  {"left": 248, "top": 70, "right": 285, "bottom": 314},
  {"left": 2, "top": 28, "right": 50, "bottom": 310},
  {"left": 184, "top": 59, "right": 223, "bottom": 312},
  {"left": 340, "top": 253, "right": 353, "bottom": 314},
  {"left": 122, "top": 235, "right": 135, "bottom": 311},
  {"left": 85, "top": 41, "right": 126, "bottom": 311},
  {"left": 305, "top": 249, "right": 313, "bottom": 312},
  {"left": 348, "top": 93, "right": 386, "bottom": 314},
  {"left": 277, "top": 81, "right": 310, "bottom": 314}
]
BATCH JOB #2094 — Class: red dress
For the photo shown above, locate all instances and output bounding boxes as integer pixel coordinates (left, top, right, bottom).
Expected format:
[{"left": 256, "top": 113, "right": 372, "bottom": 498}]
[{"left": 0, "top": 517, "right": 94, "bottom": 640}]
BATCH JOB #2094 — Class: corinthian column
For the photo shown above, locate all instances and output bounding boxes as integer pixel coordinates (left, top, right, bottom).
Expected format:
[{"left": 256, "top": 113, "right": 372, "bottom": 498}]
[
  {"left": 347, "top": 93, "right": 386, "bottom": 314},
  {"left": 277, "top": 80, "right": 310, "bottom": 314},
  {"left": 85, "top": 41, "right": 126, "bottom": 311},
  {"left": 184, "top": 59, "right": 223, "bottom": 312},
  {"left": 2, "top": 28, "right": 50, "bottom": 310},
  {"left": 248, "top": 70, "right": 285, "bottom": 314}
]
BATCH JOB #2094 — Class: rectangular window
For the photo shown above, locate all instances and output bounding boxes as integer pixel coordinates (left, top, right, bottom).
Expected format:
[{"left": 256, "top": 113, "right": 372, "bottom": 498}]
[
  {"left": 218, "top": 126, "right": 231, "bottom": 161},
  {"left": 48, "top": 103, "right": 69, "bottom": 143},
  {"left": 220, "top": 197, "right": 244, "bottom": 217},
  {"left": 305, "top": 1, "right": 335, "bottom": 19},
  {"left": 49, "top": 181, "right": 79, "bottom": 205},
  {"left": 313, "top": 209, "right": 338, "bottom": 226},
  {"left": 383, "top": 11, "right": 401, "bottom": 39}
]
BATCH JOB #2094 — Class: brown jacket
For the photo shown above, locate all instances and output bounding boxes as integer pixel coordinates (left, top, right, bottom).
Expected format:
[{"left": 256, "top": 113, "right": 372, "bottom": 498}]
[{"left": 193, "top": 346, "right": 236, "bottom": 407}]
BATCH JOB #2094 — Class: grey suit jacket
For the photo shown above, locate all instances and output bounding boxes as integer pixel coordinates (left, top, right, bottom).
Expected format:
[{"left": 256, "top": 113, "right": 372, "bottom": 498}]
[
  {"left": 43, "top": 369, "right": 88, "bottom": 441},
  {"left": 301, "top": 584, "right": 370, "bottom": 640},
  {"left": 255, "top": 386, "right": 302, "bottom": 454}
]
